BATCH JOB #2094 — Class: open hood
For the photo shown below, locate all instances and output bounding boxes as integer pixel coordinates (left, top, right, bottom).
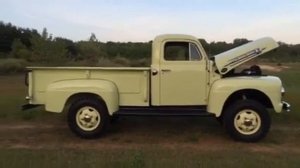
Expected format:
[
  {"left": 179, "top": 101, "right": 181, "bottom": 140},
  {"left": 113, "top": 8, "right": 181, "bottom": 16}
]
[{"left": 213, "top": 37, "right": 279, "bottom": 75}]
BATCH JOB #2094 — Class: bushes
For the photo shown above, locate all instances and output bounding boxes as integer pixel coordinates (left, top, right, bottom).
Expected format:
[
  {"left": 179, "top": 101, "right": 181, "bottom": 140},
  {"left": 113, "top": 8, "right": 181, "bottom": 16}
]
[
  {"left": 64, "top": 57, "right": 150, "bottom": 67},
  {"left": 0, "top": 56, "right": 149, "bottom": 74},
  {"left": 0, "top": 58, "right": 28, "bottom": 74}
]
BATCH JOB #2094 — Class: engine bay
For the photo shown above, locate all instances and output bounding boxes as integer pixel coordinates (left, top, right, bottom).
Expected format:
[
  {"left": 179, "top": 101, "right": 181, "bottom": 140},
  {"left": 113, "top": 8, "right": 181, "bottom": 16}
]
[{"left": 223, "top": 65, "right": 263, "bottom": 77}]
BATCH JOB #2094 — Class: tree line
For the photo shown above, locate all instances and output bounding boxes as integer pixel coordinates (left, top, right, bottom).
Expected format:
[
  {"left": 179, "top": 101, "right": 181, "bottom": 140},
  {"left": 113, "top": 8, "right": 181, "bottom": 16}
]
[{"left": 0, "top": 21, "right": 300, "bottom": 72}]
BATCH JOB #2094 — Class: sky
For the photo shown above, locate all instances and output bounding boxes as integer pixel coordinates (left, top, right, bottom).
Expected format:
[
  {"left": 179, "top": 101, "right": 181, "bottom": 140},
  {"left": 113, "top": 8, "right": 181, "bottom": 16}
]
[{"left": 0, "top": 0, "right": 299, "bottom": 44}]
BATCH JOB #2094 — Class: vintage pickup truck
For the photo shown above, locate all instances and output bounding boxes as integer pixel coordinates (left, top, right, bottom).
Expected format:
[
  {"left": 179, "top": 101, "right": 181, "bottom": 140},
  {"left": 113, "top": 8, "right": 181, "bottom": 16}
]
[{"left": 23, "top": 34, "right": 290, "bottom": 142}]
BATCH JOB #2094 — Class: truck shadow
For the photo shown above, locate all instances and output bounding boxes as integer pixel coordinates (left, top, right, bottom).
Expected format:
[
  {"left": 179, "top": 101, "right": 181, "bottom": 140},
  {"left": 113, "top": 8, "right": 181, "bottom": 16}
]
[{"left": 106, "top": 116, "right": 229, "bottom": 143}]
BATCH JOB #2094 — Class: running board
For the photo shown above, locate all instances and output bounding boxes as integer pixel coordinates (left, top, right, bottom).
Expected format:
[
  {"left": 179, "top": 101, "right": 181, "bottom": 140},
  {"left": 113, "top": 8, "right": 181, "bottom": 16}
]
[{"left": 114, "top": 106, "right": 214, "bottom": 117}]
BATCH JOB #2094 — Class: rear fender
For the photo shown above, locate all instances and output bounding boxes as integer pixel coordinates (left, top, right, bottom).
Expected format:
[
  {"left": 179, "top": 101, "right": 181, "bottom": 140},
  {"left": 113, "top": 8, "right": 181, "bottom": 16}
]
[{"left": 45, "top": 79, "right": 119, "bottom": 115}]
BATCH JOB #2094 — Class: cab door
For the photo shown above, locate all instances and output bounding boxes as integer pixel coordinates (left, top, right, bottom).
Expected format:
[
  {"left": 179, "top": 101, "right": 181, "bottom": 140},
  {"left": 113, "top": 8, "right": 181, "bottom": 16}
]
[{"left": 158, "top": 41, "right": 207, "bottom": 105}]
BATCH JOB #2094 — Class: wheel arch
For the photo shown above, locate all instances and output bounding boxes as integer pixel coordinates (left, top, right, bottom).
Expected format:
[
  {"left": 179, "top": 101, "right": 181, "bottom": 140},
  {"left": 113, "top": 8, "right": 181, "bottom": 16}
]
[
  {"left": 63, "top": 92, "right": 108, "bottom": 114},
  {"left": 208, "top": 87, "right": 274, "bottom": 117},
  {"left": 221, "top": 89, "right": 273, "bottom": 116},
  {"left": 45, "top": 79, "right": 119, "bottom": 115}
]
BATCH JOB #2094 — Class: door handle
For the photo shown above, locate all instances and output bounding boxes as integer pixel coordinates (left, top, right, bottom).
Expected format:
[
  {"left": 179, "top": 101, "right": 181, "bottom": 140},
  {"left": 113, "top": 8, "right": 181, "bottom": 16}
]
[
  {"left": 152, "top": 69, "right": 158, "bottom": 76},
  {"left": 161, "top": 69, "right": 171, "bottom": 72}
]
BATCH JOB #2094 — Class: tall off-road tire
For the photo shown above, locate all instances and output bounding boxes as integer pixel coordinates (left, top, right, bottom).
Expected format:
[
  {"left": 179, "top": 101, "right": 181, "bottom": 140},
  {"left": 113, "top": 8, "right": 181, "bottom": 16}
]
[
  {"left": 216, "top": 116, "right": 223, "bottom": 125},
  {"left": 223, "top": 100, "right": 271, "bottom": 142},
  {"left": 67, "top": 98, "right": 109, "bottom": 139}
]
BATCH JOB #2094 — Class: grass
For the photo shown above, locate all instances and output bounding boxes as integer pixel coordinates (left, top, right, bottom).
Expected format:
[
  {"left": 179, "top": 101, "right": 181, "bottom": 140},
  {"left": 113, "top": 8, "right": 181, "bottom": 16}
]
[
  {"left": 0, "top": 75, "right": 64, "bottom": 121},
  {"left": 0, "top": 58, "right": 28, "bottom": 74},
  {"left": 0, "top": 148, "right": 300, "bottom": 168},
  {"left": 269, "top": 63, "right": 300, "bottom": 122},
  {"left": 0, "top": 62, "right": 299, "bottom": 167}
]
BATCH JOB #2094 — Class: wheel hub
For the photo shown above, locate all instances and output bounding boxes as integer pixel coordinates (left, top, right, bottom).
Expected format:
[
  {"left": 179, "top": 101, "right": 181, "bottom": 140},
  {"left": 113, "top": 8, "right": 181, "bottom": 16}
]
[
  {"left": 75, "top": 106, "right": 101, "bottom": 131},
  {"left": 234, "top": 109, "right": 261, "bottom": 135},
  {"left": 244, "top": 119, "right": 253, "bottom": 127},
  {"left": 83, "top": 115, "right": 92, "bottom": 122}
]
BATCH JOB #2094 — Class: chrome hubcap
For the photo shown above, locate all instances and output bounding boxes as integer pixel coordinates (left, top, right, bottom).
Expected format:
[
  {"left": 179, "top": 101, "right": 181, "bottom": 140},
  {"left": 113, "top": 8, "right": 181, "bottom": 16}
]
[
  {"left": 76, "top": 106, "right": 101, "bottom": 131},
  {"left": 234, "top": 109, "right": 261, "bottom": 135}
]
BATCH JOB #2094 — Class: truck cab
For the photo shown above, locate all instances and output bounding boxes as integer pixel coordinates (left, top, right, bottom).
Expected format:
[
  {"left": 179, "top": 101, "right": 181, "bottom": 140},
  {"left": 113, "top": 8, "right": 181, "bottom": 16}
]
[
  {"left": 151, "top": 34, "right": 209, "bottom": 106},
  {"left": 23, "top": 34, "right": 290, "bottom": 142}
]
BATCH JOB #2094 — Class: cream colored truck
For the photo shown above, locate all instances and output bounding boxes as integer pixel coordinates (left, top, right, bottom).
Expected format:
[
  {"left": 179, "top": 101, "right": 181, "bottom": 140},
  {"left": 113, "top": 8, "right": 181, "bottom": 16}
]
[{"left": 23, "top": 34, "right": 290, "bottom": 142}]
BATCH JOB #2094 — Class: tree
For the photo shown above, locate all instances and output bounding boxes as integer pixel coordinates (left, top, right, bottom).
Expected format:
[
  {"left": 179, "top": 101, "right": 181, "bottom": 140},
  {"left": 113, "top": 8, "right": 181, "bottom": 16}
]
[
  {"left": 30, "top": 35, "right": 68, "bottom": 64},
  {"left": 55, "top": 37, "right": 78, "bottom": 59},
  {"left": 76, "top": 41, "right": 106, "bottom": 63},
  {"left": 10, "top": 38, "right": 31, "bottom": 60},
  {"left": 89, "top": 33, "right": 98, "bottom": 42},
  {"left": 42, "top": 28, "right": 48, "bottom": 40},
  {"left": 233, "top": 38, "right": 250, "bottom": 47}
]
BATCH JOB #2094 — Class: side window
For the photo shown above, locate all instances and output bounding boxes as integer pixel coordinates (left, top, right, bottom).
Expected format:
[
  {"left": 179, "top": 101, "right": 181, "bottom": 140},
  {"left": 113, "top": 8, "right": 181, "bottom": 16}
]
[
  {"left": 164, "top": 42, "right": 189, "bottom": 61},
  {"left": 190, "top": 43, "right": 201, "bottom": 61},
  {"left": 164, "top": 42, "right": 201, "bottom": 61}
]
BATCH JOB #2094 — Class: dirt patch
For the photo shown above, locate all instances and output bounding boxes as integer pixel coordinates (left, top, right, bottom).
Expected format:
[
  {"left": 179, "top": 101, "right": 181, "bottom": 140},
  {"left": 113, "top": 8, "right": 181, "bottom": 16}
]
[
  {"left": 249, "top": 145, "right": 279, "bottom": 154},
  {"left": 0, "top": 120, "right": 300, "bottom": 154}
]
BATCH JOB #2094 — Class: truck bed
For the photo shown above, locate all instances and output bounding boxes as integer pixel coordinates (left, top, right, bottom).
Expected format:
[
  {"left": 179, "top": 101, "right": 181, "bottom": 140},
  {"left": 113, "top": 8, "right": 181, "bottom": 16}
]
[{"left": 27, "top": 66, "right": 151, "bottom": 106}]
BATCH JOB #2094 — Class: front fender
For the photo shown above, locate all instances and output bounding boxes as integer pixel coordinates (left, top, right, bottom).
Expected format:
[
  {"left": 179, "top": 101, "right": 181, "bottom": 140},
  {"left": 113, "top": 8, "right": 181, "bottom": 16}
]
[
  {"left": 207, "top": 76, "right": 282, "bottom": 117},
  {"left": 45, "top": 79, "right": 119, "bottom": 115}
]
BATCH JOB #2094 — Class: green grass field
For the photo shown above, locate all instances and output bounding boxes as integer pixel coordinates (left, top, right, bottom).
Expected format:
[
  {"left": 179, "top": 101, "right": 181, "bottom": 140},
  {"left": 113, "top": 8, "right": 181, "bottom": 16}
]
[{"left": 0, "top": 63, "right": 299, "bottom": 168}]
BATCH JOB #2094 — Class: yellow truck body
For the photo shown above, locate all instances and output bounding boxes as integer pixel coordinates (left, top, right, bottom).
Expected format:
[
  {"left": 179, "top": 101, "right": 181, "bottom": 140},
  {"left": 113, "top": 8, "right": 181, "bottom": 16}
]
[{"left": 23, "top": 34, "right": 290, "bottom": 142}]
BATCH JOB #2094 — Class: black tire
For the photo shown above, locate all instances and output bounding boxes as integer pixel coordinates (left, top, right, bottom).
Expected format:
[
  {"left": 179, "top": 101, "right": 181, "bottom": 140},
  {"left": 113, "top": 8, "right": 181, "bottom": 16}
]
[
  {"left": 67, "top": 98, "right": 109, "bottom": 139},
  {"left": 216, "top": 116, "right": 223, "bottom": 125},
  {"left": 223, "top": 100, "right": 270, "bottom": 142},
  {"left": 110, "top": 115, "right": 120, "bottom": 123}
]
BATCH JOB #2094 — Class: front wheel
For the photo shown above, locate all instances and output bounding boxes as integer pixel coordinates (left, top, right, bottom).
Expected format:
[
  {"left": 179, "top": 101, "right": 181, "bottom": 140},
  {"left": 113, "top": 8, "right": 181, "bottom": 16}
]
[
  {"left": 67, "top": 98, "right": 109, "bottom": 139},
  {"left": 223, "top": 100, "right": 271, "bottom": 142}
]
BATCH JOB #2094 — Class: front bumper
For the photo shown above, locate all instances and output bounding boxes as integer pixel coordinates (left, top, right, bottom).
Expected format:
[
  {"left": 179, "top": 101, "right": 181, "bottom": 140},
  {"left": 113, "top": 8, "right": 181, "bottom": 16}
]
[{"left": 282, "top": 101, "right": 291, "bottom": 112}]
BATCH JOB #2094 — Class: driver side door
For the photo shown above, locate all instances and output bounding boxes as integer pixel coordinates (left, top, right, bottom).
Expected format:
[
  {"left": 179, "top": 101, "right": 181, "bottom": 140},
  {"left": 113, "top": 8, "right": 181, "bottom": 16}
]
[{"left": 159, "top": 41, "right": 207, "bottom": 105}]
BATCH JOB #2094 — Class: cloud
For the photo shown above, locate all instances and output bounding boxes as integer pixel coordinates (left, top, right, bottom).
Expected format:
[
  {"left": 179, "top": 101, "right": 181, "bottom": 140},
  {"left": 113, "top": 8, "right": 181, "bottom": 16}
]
[{"left": 1, "top": 0, "right": 299, "bottom": 43}]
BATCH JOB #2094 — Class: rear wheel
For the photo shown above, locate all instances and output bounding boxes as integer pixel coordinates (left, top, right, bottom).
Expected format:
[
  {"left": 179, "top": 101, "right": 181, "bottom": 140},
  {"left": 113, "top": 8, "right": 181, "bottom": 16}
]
[
  {"left": 67, "top": 98, "right": 109, "bottom": 138},
  {"left": 223, "top": 100, "right": 270, "bottom": 142}
]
